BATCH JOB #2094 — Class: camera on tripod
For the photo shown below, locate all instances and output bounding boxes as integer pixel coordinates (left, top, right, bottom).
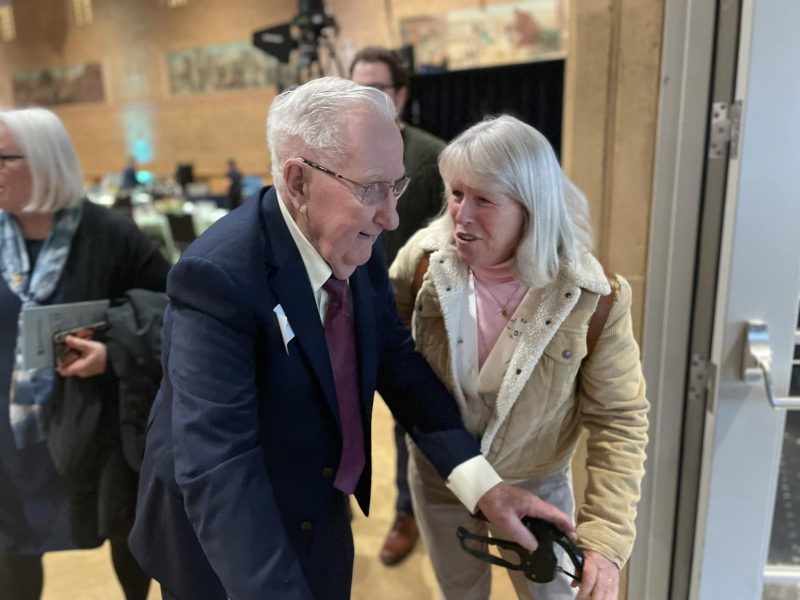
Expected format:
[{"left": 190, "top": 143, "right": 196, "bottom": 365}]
[{"left": 252, "top": 0, "right": 340, "bottom": 80}]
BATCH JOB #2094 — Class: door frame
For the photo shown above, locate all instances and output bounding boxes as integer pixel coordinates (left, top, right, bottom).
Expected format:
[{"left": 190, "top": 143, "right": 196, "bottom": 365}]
[
  {"left": 631, "top": 0, "right": 800, "bottom": 598},
  {"left": 692, "top": 0, "right": 800, "bottom": 596},
  {"left": 628, "top": 0, "right": 718, "bottom": 596}
]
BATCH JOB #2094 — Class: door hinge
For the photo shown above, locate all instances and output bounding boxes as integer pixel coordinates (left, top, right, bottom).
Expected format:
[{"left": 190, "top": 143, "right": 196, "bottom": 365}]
[
  {"left": 708, "top": 100, "right": 742, "bottom": 160},
  {"left": 688, "top": 353, "right": 717, "bottom": 413}
]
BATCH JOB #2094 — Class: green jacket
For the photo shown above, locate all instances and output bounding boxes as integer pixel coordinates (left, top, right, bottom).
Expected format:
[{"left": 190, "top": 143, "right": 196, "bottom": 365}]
[{"left": 383, "top": 125, "right": 446, "bottom": 265}]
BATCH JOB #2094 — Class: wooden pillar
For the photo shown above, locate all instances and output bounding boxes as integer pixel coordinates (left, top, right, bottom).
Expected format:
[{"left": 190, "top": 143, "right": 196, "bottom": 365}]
[
  {"left": 563, "top": 1, "right": 665, "bottom": 598},
  {"left": 563, "top": 0, "right": 665, "bottom": 340}
]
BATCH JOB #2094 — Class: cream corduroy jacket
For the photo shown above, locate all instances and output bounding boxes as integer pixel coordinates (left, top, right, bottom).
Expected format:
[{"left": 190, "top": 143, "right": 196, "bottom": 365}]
[{"left": 389, "top": 222, "right": 650, "bottom": 568}]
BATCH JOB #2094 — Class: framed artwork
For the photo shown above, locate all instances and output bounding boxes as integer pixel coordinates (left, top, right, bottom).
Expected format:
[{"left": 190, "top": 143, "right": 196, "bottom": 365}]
[
  {"left": 401, "top": 0, "right": 567, "bottom": 72},
  {"left": 12, "top": 63, "right": 105, "bottom": 106},
  {"left": 167, "top": 41, "right": 293, "bottom": 95}
]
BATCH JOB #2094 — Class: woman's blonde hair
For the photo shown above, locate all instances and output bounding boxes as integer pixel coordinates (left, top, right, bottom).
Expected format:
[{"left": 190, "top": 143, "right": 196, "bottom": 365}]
[{"left": 438, "top": 115, "right": 592, "bottom": 288}]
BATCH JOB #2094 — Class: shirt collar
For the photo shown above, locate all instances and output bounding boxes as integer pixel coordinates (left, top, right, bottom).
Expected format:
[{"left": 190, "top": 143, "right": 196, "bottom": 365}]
[{"left": 276, "top": 190, "right": 332, "bottom": 293}]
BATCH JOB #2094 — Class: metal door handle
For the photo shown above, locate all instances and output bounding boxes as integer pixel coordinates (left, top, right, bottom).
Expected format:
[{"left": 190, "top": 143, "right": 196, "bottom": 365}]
[{"left": 742, "top": 321, "right": 800, "bottom": 409}]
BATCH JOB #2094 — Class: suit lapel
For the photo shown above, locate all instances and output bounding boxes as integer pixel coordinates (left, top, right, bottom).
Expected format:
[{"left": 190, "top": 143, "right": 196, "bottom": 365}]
[{"left": 260, "top": 189, "right": 340, "bottom": 427}]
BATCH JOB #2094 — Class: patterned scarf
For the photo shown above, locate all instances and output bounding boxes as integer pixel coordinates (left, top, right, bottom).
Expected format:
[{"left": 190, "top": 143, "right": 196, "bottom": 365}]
[{"left": 0, "top": 204, "right": 83, "bottom": 448}]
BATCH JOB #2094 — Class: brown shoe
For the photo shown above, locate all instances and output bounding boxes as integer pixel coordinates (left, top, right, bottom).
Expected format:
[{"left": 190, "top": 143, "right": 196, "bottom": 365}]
[{"left": 379, "top": 512, "right": 419, "bottom": 566}]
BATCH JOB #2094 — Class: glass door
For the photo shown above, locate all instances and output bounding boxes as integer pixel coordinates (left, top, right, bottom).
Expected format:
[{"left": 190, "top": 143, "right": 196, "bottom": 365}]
[
  {"left": 687, "top": 0, "right": 800, "bottom": 597},
  {"left": 630, "top": 1, "right": 800, "bottom": 598}
]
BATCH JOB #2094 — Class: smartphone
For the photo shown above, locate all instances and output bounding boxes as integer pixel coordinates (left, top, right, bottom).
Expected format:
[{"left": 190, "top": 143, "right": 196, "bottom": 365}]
[{"left": 53, "top": 321, "right": 108, "bottom": 367}]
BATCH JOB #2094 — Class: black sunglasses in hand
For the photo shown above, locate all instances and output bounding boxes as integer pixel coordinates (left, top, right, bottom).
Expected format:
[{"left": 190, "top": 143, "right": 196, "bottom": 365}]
[{"left": 457, "top": 516, "right": 584, "bottom": 584}]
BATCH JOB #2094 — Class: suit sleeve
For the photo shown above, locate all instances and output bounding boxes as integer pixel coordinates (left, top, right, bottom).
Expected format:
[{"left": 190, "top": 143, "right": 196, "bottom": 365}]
[{"left": 166, "top": 256, "right": 315, "bottom": 600}]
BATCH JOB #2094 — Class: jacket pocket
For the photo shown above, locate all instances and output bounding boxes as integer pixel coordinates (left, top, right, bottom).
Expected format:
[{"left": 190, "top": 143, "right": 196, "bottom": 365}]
[
  {"left": 539, "top": 329, "right": 587, "bottom": 417},
  {"left": 488, "top": 332, "right": 585, "bottom": 476}
]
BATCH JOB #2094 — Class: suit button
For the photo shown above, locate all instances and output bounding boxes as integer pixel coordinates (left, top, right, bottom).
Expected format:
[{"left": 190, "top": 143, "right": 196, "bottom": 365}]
[
  {"left": 322, "top": 467, "right": 334, "bottom": 478},
  {"left": 300, "top": 521, "right": 313, "bottom": 531},
  {"left": 562, "top": 349, "right": 573, "bottom": 359}
]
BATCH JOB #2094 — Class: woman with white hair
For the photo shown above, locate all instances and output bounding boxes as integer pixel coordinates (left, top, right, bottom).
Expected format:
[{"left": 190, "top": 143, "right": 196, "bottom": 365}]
[
  {"left": 390, "top": 115, "right": 649, "bottom": 600},
  {"left": 0, "top": 108, "right": 169, "bottom": 599}
]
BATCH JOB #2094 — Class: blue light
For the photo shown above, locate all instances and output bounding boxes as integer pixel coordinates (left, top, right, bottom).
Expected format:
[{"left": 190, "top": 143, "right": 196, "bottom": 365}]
[{"left": 122, "top": 108, "right": 154, "bottom": 163}]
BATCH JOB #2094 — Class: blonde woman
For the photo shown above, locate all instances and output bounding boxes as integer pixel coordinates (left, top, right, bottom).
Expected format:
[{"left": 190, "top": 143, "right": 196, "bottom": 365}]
[{"left": 390, "top": 115, "right": 649, "bottom": 600}]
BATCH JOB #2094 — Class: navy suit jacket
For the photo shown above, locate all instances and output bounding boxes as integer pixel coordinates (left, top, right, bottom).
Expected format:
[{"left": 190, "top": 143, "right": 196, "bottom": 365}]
[{"left": 130, "top": 188, "right": 480, "bottom": 600}]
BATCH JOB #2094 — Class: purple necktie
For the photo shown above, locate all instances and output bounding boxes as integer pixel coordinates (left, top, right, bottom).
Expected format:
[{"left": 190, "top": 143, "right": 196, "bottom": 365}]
[{"left": 323, "top": 277, "right": 365, "bottom": 494}]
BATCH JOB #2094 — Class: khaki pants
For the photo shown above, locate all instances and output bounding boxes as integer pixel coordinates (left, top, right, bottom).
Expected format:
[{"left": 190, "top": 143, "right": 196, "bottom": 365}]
[{"left": 408, "top": 444, "right": 577, "bottom": 600}]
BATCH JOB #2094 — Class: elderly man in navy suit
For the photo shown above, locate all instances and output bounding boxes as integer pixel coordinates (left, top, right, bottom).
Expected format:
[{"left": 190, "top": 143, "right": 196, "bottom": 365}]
[{"left": 129, "top": 77, "right": 574, "bottom": 600}]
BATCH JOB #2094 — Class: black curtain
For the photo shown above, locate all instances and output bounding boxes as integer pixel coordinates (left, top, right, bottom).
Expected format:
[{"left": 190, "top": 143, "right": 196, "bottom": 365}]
[{"left": 403, "top": 59, "right": 564, "bottom": 158}]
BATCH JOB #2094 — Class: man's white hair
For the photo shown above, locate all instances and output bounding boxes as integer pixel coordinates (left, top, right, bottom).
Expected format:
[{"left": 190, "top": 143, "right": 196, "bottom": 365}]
[{"left": 267, "top": 77, "right": 397, "bottom": 191}]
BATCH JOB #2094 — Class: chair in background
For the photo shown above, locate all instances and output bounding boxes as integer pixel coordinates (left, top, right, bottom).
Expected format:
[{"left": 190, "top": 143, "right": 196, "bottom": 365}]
[
  {"left": 112, "top": 193, "right": 134, "bottom": 221},
  {"left": 166, "top": 213, "right": 197, "bottom": 253},
  {"left": 136, "top": 214, "right": 179, "bottom": 264}
]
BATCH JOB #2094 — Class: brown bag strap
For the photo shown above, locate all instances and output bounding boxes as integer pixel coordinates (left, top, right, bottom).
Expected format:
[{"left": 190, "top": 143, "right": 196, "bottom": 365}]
[
  {"left": 586, "top": 273, "right": 618, "bottom": 356},
  {"left": 411, "top": 252, "right": 431, "bottom": 299}
]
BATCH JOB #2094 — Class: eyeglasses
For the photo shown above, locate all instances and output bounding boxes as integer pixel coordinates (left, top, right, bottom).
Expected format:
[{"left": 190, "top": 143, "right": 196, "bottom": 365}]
[
  {"left": 0, "top": 155, "right": 24, "bottom": 169},
  {"left": 299, "top": 158, "right": 410, "bottom": 206}
]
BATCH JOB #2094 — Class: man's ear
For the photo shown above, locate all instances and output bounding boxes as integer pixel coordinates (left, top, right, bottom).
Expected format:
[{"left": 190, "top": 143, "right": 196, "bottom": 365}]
[
  {"left": 283, "top": 160, "right": 307, "bottom": 210},
  {"left": 395, "top": 85, "right": 410, "bottom": 116}
]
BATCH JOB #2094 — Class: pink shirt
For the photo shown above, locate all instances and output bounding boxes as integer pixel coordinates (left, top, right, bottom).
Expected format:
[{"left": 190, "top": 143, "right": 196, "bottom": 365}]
[{"left": 471, "top": 260, "right": 528, "bottom": 368}]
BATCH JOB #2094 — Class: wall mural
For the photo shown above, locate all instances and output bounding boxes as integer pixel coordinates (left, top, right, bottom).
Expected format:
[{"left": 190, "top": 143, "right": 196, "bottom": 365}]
[
  {"left": 12, "top": 63, "right": 105, "bottom": 106},
  {"left": 400, "top": 0, "right": 567, "bottom": 72},
  {"left": 167, "top": 41, "right": 293, "bottom": 95}
]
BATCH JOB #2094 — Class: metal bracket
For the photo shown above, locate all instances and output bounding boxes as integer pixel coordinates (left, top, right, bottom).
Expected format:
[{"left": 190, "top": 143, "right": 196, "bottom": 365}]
[
  {"left": 688, "top": 354, "right": 711, "bottom": 390},
  {"left": 708, "top": 100, "right": 742, "bottom": 159},
  {"left": 688, "top": 354, "right": 715, "bottom": 413},
  {"left": 742, "top": 320, "right": 800, "bottom": 409}
]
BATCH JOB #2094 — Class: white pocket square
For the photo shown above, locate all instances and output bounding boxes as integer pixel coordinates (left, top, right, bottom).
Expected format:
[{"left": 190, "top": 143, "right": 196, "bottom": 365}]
[{"left": 273, "top": 304, "right": 295, "bottom": 353}]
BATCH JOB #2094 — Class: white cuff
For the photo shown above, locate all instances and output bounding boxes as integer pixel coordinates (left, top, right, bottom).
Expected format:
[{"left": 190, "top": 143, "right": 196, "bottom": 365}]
[{"left": 445, "top": 455, "right": 503, "bottom": 514}]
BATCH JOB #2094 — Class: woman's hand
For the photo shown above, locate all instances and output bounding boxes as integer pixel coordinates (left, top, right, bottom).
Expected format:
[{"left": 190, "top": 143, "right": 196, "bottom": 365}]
[
  {"left": 56, "top": 335, "right": 108, "bottom": 378},
  {"left": 574, "top": 550, "right": 619, "bottom": 600}
]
